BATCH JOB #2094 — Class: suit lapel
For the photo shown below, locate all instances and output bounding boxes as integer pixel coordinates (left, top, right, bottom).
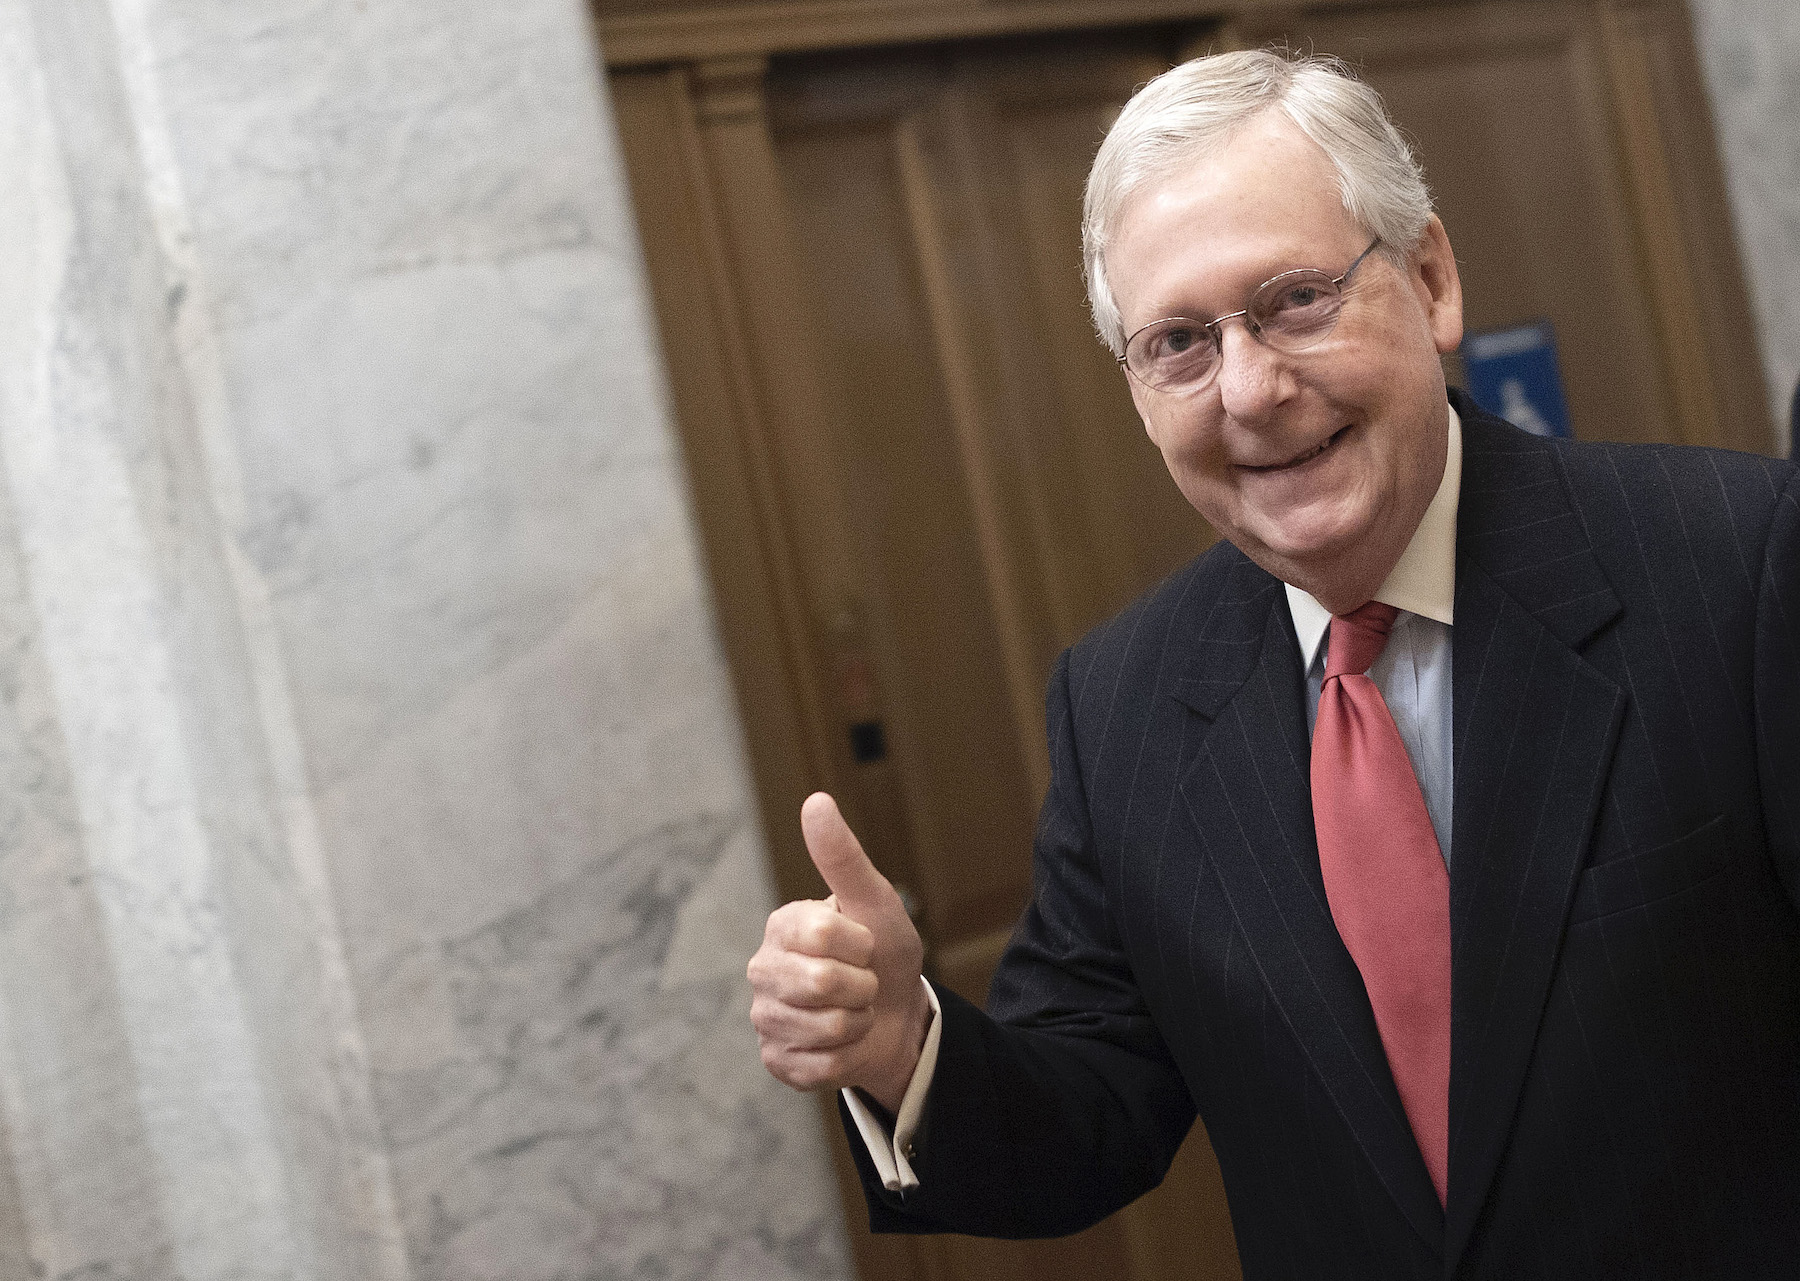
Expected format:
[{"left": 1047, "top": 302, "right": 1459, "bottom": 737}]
[
  {"left": 1446, "top": 408, "right": 1626, "bottom": 1270},
  {"left": 1172, "top": 555, "right": 1447, "bottom": 1254}
]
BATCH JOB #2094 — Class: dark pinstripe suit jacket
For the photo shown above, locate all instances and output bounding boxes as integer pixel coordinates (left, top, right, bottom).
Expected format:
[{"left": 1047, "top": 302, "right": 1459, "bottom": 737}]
[{"left": 847, "top": 395, "right": 1800, "bottom": 1279}]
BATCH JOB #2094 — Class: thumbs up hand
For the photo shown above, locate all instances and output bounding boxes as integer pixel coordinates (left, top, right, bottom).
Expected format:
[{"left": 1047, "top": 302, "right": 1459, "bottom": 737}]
[{"left": 749, "top": 793, "right": 931, "bottom": 1112}]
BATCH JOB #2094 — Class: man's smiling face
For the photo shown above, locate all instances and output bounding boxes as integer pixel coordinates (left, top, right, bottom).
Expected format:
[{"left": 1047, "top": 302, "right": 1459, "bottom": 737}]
[{"left": 1107, "top": 111, "right": 1463, "bottom": 612}]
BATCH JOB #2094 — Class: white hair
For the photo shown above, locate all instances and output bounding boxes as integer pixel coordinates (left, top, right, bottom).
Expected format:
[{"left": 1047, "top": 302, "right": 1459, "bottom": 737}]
[{"left": 1083, "top": 50, "right": 1435, "bottom": 355}]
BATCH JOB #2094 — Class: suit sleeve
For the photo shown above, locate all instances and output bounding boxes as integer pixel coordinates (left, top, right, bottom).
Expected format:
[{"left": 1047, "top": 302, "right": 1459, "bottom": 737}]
[
  {"left": 1757, "top": 465, "right": 1800, "bottom": 906},
  {"left": 844, "top": 647, "right": 1197, "bottom": 1238}
]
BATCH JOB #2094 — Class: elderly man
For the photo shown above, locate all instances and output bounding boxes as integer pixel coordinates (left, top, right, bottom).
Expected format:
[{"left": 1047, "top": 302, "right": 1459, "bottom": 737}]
[{"left": 749, "top": 50, "right": 1800, "bottom": 1279}]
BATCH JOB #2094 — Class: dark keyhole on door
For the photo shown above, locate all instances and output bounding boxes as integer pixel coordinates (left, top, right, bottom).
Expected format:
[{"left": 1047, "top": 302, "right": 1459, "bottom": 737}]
[{"left": 849, "top": 719, "right": 888, "bottom": 763}]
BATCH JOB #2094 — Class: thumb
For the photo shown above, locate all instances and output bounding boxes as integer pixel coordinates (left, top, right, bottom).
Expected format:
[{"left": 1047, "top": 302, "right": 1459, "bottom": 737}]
[{"left": 801, "top": 792, "right": 889, "bottom": 919}]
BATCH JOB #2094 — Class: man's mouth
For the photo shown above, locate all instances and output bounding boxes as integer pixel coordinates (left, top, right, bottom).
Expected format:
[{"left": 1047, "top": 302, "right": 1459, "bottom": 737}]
[{"left": 1244, "top": 425, "right": 1349, "bottom": 472}]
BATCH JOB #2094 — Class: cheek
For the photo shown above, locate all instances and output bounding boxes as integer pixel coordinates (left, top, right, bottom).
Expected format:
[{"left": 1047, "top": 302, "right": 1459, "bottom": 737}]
[
  {"left": 1142, "top": 399, "right": 1226, "bottom": 464},
  {"left": 1138, "top": 409, "right": 1231, "bottom": 508}
]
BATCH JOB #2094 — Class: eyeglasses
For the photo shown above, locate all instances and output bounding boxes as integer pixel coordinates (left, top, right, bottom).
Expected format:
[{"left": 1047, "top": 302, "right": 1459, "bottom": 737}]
[{"left": 1118, "top": 238, "right": 1383, "bottom": 392}]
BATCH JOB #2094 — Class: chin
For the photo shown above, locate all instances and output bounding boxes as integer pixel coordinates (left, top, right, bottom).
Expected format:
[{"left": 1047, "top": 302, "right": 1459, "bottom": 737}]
[{"left": 1248, "top": 507, "right": 1374, "bottom": 571}]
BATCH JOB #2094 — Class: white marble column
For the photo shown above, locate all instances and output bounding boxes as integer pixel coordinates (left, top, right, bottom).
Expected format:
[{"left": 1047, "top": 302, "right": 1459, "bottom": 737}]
[
  {"left": 1690, "top": 0, "right": 1800, "bottom": 455},
  {"left": 0, "top": 0, "right": 851, "bottom": 1278}
]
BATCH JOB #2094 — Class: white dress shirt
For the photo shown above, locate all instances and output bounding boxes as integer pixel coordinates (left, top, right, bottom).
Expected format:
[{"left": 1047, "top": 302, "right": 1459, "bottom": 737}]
[{"left": 847, "top": 407, "right": 1463, "bottom": 1192}]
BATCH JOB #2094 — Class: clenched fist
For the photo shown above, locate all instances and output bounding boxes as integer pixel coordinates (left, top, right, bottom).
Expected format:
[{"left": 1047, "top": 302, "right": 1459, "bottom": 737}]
[{"left": 749, "top": 792, "right": 932, "bottom": 1111}]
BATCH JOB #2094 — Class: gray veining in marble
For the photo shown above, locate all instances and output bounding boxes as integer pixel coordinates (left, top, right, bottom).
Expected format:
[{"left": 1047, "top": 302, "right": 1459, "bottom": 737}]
[
  {"left": 1690, "top": 0, "right": 1800, "bottom": 454},
  {"left": 374, "top": 814, "right": 844, "bottom": 1280},
  {"left": 0, "top": 0, "right": 854, "bottom": 1276},
  {"left": 0, "top": 0, "right": 407, "bottom": 1275}
]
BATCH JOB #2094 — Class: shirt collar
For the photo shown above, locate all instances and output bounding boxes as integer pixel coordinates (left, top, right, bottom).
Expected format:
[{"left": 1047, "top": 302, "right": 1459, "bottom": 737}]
[{"left": 1285, "top": 402, "right": 1461, "bottom": 670}]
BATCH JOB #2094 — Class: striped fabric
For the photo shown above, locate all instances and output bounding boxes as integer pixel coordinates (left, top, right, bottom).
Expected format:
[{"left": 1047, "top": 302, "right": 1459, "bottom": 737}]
[{"left": 845, "top": 394, "right": 1800, "bottom": 1280}]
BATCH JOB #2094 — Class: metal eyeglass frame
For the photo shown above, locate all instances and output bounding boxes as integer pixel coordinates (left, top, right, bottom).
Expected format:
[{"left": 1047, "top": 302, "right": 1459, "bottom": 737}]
[{"left": 1117, "top": 237, "right": 1384, "bottom": 391}]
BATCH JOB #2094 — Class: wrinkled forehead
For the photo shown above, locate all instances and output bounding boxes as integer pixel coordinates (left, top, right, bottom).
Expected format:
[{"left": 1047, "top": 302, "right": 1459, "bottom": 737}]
[
  {"left": 1130, "top": 110, "right": 1345, "bottom": 215},
  {"left": 1109, "top": 116, "right": 1364, "bottom": 301}
]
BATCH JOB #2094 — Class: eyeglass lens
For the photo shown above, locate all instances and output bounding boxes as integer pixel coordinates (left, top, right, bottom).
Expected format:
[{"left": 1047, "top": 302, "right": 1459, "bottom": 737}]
[{"left": 1124, "top": 268, "right": 1349, "bottom": 391}]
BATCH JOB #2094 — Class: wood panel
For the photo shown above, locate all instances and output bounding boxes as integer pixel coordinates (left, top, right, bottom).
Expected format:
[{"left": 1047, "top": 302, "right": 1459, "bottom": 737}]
[
  {"left": 1600, "top": 0, "right": 1772, "bottom": 453},
  {"left": 773, "top": 103, "right": 1043, "bottom": 952}
]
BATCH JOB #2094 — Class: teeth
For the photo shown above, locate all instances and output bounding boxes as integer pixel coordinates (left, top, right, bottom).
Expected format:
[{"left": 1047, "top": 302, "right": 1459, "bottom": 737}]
[
  {"left": 1246, "top": 427, "right": 1345, "bottom": 471},
  {"left": 1283, "top": 434, "right": 1334, "bottom": 467}
]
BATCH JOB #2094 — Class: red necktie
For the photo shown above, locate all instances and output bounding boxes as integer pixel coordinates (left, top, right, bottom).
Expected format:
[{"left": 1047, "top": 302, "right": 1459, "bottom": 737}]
[{"left": 1311, "top": 601, "right": 1451, "bottom": 1206}]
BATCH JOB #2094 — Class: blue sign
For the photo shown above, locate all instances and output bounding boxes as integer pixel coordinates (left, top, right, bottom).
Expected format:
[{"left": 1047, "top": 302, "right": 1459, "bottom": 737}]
[{"left": 1461, "top": 321, "right": 1573, "bottom": 439}]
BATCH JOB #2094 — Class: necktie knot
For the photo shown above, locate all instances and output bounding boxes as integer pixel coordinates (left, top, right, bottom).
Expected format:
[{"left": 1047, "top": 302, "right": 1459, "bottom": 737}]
[{"left": 1326, "top": 600, "right": 1400, "bottom": 679}]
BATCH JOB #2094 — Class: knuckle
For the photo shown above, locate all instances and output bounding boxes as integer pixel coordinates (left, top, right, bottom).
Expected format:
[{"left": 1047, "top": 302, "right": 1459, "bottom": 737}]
[
  {"left": 775, "top": 903, "right": 837, "bottom": 954},
  {"left": 798, "top": 958, "right": 833, "bottom": 1002},
  {"left": 798, "top": 917, "right": 833, "bottom": 955},
  {"left": 747, "top": 952, "right": 785, "bottom": 995}
]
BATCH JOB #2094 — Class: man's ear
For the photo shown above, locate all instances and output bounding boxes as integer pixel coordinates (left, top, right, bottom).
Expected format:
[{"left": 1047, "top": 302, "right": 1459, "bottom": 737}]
[{"left": 1411, "top": 215, "right": 1464, "bottom": 355}]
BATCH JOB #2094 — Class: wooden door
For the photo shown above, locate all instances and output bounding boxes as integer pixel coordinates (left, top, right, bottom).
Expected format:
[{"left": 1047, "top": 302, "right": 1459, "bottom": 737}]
[{"left": 604, "top": 4, "right": 1768, "bottom": 1280}]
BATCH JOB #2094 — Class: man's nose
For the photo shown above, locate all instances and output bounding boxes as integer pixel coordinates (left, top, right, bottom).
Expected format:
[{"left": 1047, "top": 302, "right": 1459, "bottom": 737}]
[{"left": 1212, "top": 320, "right": 1293, "bottom": 420}]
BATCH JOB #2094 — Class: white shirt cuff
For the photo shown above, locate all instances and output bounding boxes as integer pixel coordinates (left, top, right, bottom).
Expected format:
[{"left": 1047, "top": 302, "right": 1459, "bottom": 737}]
[{"left": 841, "top": 976, "right": 941, "bottom": 1193}]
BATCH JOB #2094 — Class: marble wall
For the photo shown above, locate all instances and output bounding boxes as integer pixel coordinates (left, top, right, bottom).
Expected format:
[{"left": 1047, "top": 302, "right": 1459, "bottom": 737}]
[
  {"left": 0, "top": 0, "right": 850, "bottom": 1278},
  {"left": 1690, "top": 0, "right": 1800, "bottom": 456}
]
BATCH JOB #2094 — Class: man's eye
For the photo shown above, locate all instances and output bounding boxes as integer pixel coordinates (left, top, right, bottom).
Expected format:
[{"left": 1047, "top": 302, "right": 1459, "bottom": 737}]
[
  {"left": 1272, "top": 284, "right": 1326, "bottom": 312},
  {"left": 1156, "top": 327, "right": 1200, "bottom": 357},
  {"left": 1258, "top": 279, "right": 1343, "bottom": 338}
]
